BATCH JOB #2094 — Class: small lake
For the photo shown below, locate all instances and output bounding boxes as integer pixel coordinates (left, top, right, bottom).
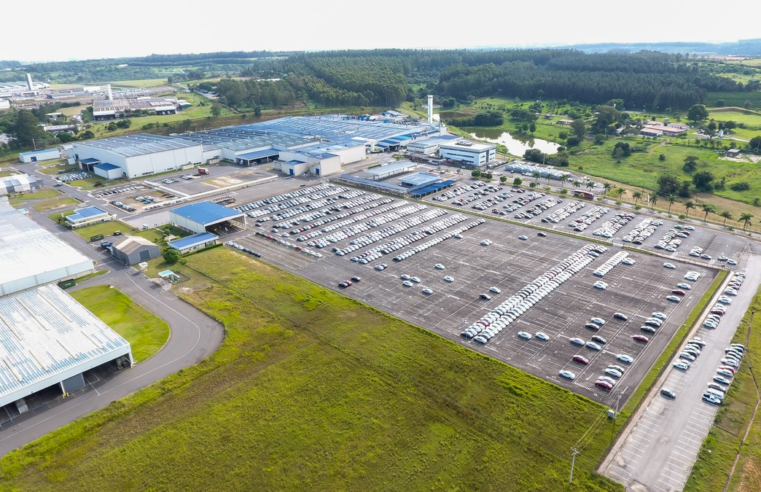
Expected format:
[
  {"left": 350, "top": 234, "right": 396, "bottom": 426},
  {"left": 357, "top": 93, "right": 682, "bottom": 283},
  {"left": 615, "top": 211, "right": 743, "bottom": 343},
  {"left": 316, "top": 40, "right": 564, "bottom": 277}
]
[{"left": 469, "top": 130, "right": 561, "bottom": 156}]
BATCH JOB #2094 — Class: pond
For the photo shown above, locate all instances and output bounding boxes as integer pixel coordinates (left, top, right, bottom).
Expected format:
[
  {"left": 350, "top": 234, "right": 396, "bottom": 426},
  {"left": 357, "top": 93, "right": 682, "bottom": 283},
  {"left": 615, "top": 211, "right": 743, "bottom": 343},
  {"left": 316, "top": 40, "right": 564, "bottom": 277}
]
[{"left": 469, "top": 129, "right": 561, "bottom": 156}]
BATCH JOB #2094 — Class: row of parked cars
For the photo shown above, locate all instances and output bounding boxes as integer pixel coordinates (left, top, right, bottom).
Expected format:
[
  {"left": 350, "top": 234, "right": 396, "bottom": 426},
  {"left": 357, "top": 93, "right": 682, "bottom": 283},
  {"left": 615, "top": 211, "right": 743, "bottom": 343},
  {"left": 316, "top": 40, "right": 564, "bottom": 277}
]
[
  {"left": 109, "top": 200, "right": 136, "bottom": 213},
  {"left": 94, "top": 185, "right": 140, "bottom": 198},
  {"left": 240, "top": 183, "right": 340, "bottom": 219},
  {"left": 225, "top": 241, "right": 262, "bottom": 258},
  {"left": 567, "top": 206, "right": 610, "bottom": 233},
  {"left": 513, "top": 196, "right": 562, "bottom": 220},
  {"left": 254, "top": 231, "right": 323, "bottom": 258},
  {"left": 55, "top": 172, "right": 91, "bottom": 184},
  {"left": 703, "top": 344, "right": 746, "bottom": 405},
  {"left": 592, "top": 211, "right": 636, "bottom": 239},
  {"left": 461, "top": 244, "right": 604, "bottom": 343},
  {"left": 431, "top": 180, "right": 491, "bottom": 202},
  {"left": 622, "top": 218, "right": 663, "bottom": 245},
  {"left": 541, "top": 200, "right": 585, "bottom": 224},
  {"left": 593, "top": 250, "right": 627, "bottom": 277},
  {"left": 392, "top": 219, "right": 483, "bottom": 263}
]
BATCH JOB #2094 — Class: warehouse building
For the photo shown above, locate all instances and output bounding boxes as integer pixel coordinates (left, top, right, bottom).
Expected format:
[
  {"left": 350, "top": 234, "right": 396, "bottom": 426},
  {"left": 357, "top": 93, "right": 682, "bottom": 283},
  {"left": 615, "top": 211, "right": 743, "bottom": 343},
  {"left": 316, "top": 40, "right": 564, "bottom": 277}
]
[
  {"left": 439, "top": 140, "right": 497, "bottom": 167},
  {"left": 399, "top": 173, "right": 440, "bottom": 188},
  {"left": 72, "top": 134, "right": 203, "bottom": 179},
  {"left": 365, "top": 161, "right": 416, "bottom": 180},
  {"left": 169, "top": 202, "right": 246, "bottom": 234},
  {"left": 0, "top": 284, "right": 132, "bottom": 412},
  {"left": 168, "top": 232, "right": 219, "bottom": 255},
  {"left": 0, "top": 200, "right": 93, "bottom": 296},
  {"left": 64, "top": 206, "right": 111, "bottom": 229},
  {"left": 19, "top": 148, "right": 60, "bottom": 163},
  {"left": 93, "top": 163, "right": 123, "bottom": 180},
  {"left": 0, "top": 174, "right": 42, "bottom": 195},
  {"left": 110, "top": 236, "right": 160, "bottom": 265}
]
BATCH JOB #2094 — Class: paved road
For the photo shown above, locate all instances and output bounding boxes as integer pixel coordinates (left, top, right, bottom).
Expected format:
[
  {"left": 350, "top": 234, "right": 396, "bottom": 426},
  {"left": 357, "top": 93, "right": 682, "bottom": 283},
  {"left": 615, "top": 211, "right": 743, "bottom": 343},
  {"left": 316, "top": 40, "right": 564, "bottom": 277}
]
[
  {"left": 0, "top": 211, "right": 225, "bottom": 456},
  {"left": 600, "top": 254, "right": 761, "bottom": 491}
]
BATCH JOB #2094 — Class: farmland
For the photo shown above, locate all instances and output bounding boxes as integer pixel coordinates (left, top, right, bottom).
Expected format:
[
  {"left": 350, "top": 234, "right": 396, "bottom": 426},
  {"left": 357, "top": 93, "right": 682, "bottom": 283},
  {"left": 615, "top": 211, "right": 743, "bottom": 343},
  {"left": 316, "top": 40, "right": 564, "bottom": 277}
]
[{"left": 0, "top": 249, "right": 622, "bottom": 491}]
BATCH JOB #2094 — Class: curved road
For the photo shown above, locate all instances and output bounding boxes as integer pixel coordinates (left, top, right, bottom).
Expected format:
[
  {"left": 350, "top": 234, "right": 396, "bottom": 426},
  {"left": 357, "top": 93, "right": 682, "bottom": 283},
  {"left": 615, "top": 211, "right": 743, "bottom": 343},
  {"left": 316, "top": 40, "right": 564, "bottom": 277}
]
[{"left": 0, "top": 214, "right": 225, "bottom": 456}]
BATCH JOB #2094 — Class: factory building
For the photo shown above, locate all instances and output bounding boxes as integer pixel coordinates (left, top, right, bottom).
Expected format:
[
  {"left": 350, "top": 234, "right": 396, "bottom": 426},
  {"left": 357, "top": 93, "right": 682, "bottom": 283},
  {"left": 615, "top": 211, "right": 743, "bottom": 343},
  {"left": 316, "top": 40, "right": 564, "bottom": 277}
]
[
  {"left": 0, "top": 284, "right": 132, "bottom": 411},
  {"left": 0, "top": 200, "right": 94, "bottom": 296},
  {"left": 19, "top": 148, "right": 60, "bottom": 163},
  {"left": 167, "top": 232, "right": 219, "bottom": 255},
  {"left": 169, "top": 202, "right": 246, "bottom": 235},
  {"left": 110, "top": 236, "right": 161, "bottom": 265},
  {"left": 64, "top": 206, "right": 111, "bottom": 229},
  {"left": 0, "top": 174, "right": 42, "bottom": 195},
  {"left": 72, "top": 134, "right": 204, "bottom": 179},
  {"left": 439, "top": 140, "right": 497, "bottom": 167}
]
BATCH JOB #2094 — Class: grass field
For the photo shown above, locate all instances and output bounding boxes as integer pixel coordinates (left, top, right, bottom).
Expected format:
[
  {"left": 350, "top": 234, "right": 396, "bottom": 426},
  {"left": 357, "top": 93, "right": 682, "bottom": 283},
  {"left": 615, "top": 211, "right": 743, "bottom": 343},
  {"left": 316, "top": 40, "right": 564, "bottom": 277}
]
[
  {"left": 708, "top": 108, "right": 761, "bottom": 128},
  {"left": 707, "top": 92, "right": 761, "bottom": 109},
  {"left": 685, "top": 282, "right": 761, "bottom": 492},
  {"left": 32, "top": 197, "right": 81, "bottom": 212},
  {"left": 0, "top": 248, "right": 623, "bottom": 491},
  {"left": 37, "top": 165, "right": 78, "bottom": 175},
  {"left": 70, "top": 285, "right": 169, "bottom": 363},
  {"left": 70, "top": 221, "right": 187, "bottom": 245},
  {"left": 8, "top": 189, "right": 62, "bottom": 202}
]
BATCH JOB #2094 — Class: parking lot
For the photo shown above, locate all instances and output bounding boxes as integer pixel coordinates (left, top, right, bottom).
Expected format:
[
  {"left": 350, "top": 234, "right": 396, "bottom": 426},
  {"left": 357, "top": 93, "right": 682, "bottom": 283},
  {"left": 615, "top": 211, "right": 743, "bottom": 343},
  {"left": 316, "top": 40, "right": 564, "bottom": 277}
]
[{"left": 227, "top": 183, "right": 721, "bottom": 405}]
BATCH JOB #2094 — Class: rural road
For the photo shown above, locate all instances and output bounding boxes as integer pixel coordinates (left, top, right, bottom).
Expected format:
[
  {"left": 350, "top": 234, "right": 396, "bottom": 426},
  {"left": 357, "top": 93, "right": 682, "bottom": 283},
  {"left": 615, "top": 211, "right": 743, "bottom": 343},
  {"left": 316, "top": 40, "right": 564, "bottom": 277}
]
[{"left": 0, "top": 213, "right": 225, "bottom": 457}]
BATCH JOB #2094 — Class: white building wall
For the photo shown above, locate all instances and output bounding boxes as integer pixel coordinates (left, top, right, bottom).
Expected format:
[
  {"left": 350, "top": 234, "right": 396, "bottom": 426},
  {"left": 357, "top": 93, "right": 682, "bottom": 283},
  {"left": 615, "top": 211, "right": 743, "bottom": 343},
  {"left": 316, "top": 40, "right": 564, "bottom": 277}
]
[
  {"left": 331, "top": 145, "right": 365, "bottom": 164},
  {"left": 0, "top": 258, "right": 95, "bottom": 297},
  {"left": 169, "top": 211, "right": 206, "bottom": 234},
  {"left": 19, "top": 148, "right": 60, "bottom": 163},
  {"left": 315, "top": 158, "right": 341, "bottom": 176}
]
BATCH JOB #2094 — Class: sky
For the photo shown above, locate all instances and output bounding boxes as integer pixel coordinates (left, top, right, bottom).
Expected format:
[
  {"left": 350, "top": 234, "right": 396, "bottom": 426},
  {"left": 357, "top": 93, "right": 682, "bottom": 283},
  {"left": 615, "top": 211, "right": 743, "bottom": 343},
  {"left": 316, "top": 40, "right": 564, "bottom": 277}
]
[{"left": 4, "top": 0, "right": 757, "bottom": 62}]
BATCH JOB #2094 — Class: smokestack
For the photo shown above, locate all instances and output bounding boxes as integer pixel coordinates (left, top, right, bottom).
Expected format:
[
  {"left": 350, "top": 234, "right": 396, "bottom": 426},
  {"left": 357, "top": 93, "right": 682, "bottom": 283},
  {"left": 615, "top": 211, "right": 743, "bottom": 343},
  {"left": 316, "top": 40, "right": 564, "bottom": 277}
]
[
  {"left": 107, "top": 84, "right": 113, "bottom": 101},
  {"left": 26, "top": 73, "right": 33, "bottom": 91},
  {"left": 427, "top": 95, "right": 433, "bottom": 125}
]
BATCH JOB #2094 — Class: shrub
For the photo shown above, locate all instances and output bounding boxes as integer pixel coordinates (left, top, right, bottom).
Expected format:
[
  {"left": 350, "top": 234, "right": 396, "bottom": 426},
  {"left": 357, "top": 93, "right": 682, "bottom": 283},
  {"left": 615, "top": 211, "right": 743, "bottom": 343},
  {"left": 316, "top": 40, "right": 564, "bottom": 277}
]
[
  {"left": 730, "top": 182, "right": 750, "bottom": 191},
  {"left": 162, "top": 248, "right": 181, "bottom": 264}
]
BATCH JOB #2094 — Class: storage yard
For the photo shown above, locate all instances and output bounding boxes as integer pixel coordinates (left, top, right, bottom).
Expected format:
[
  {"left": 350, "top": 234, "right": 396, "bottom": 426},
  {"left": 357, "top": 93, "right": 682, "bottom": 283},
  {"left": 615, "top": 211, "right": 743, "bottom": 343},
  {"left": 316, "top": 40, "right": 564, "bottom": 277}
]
[{"left": 222, "top": 182, "right": 733, "bottom": 405}]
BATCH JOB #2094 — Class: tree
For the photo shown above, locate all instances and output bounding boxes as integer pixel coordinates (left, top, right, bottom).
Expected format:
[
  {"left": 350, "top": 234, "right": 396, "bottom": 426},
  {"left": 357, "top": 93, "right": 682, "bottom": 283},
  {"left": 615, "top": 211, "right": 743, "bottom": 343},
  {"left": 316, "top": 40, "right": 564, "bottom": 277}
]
[
  {"left": 739, "top": 212, "right": 754, "bottom": 231},
  {"left": 692, "top": 170, "right": 715, "bottom": 191},
  {"left": 743, "top": 101, "right": 752, "bottom": 109},
  {"left": 532, "top": 171, "right": 541, "bottom": 183},
  {"left": 513, "top": 177, "right": 522, "bottom": 186},
  {"left": 571, "top": 119, "right": 586, "bottom": 140},
  {"left": 602, "top": 183, "right": 612, "bottom": 196},
  {"left": 687, "top": 104, "right": 709, "bottom": 123},
  {"left": 615, "top": 187, "right": 626, "bottom": 199},
  {"left": 720, "top": 210, "right": 733, "bottom": 226},
  {"left": 57, "top": 132, "right": 75, "bottom": 143},
  {"left": 592, "top": 105, "right": 621, "bottom": 133},
  {"left": 632, "top": 191, "right": 642, "bottom": 204},
  {"left": 7, "top": 109, "right": 50, "bottom": 148},
  {"left": 683, "top": 155, "right": 698, "bottom": 173},
  {"left": 254, "top": 106, "right": 262, "bottom": 117},
  {"left": 211, "top": 104, "right": 222, "bottom": 117},
  {"left": 529, "top": 122, "right": 536, "bottom": 134},
  {"left": 162, "top": 248, "right": 181, "bottom": 264},
  {"left": 471, "top": 169, "right": 481, "bottom": 178},
  {"left": 529, "top": 181, "right": 537, "bottom": 189},
  {"left": 649, "top": 193, "right": 658, "bottom": 207},
  {"left": 572, "top": 180, "right": 581, "bottom": 189},
  {"left": 685, "top": 200, "right": 696, "bottom": 217},
  {"left": 667, "top": 194, "right": 676, "bottom": 213},
  {"left": 613, "top": 147, "right": 624, "bottom": 160},
  {"left": 749, "top": 136, "right": 761, "bottom": 153},
  {"left": 657, "top": 173, "right": 680, "bottom": 195},
  {"left": 500, "top": 175, "right": 507, "bottom": 184},
  {"left": 585, "top": 180, "right": 594, "bottom": 191},
  {"left": 678, "top": 181, "right": 692, "bottom": 198},
  {"left": 700, "top": 203, "right": 716, "bottom": 222}
]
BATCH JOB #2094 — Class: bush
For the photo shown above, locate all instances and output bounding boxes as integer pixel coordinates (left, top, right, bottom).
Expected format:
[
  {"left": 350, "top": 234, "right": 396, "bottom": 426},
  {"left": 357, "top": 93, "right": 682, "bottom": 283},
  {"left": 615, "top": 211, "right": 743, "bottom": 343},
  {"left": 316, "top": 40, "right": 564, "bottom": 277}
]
[
  {"left": 162, "top": 248, "right": 181, "bottom": 264},
  {"left": 566, "top": 137, "right": 580, "bottom": 147},
  {"left": 634, "top": 204, "right": 642, "bottom": 210},
  {"left": 678, "top": 214, "right": 687, "bottom": 220},
  {"left": 513, "top": 177, "right": 522, "bottom": 186},
  {"left": 659, "top": 154, "right": 666, "bottom": 161},
  {"left": 560, "top": 188, "right": 568, "bottom": 195},
  {"left": 730, "top": 182, "right": 750, "bottom": 192}
]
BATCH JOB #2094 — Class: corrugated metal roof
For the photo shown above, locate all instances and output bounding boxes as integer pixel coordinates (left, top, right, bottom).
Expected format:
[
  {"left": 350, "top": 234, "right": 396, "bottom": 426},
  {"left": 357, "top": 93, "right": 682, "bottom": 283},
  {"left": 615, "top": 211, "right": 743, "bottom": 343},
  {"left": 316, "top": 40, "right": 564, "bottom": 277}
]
[
  {"left": 0, "top": 284, "right": 130, "bottom": 406},
  {"left": 168, "top": 233, "right": 218, "bottom": 250},
  {"left": 112, "top": 236, "right": 157, "bottom": 255},
  {"left": 94, "top": 163, "right": 120, "bottom": 171},
  {"left": 365, "top": 161, "right": 416, "bottom": 176},
  {"left": 67, "top": 206, "right": 108, "bottom": 222},
  {"left": 73, "top": 134, "right": 200, "bottom": 158},
  {"left": 170, "top": 202, "right": 244, "bottom": 225},
  {"left": 237, "top": 149, "right": 279, "bottom": 160}
]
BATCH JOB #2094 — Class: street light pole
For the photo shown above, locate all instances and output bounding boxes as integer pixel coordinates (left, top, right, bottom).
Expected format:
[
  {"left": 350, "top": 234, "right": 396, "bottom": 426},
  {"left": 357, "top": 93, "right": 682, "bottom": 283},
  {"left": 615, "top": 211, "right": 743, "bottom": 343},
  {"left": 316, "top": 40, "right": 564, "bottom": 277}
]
[{"left": 569, "top": 447, "right": 579, "bottom": 484}]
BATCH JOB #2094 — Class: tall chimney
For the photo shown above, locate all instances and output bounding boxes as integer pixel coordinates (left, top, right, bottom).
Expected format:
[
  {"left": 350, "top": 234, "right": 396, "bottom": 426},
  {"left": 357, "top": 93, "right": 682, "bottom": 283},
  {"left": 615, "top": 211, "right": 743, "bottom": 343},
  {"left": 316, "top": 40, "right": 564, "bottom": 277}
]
[
  {"left": 427, "top": 95, "right": 433, "bottom": 125},
  {"left": 26, "top": 73, "right": 33, "bottom": 91},
  {"left": 107, "top": 84, "right": 113, "bottom": 101}
]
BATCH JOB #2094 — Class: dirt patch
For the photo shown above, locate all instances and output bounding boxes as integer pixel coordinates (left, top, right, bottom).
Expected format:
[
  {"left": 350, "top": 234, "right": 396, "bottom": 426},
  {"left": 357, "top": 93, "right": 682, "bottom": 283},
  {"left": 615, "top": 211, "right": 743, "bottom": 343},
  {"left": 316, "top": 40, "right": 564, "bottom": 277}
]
[
  {"left": 739, "top": 457, "right": 761, "bottom": 491},
  {"left": 204, "top": 170, "right": 263, "bottom": 188}
]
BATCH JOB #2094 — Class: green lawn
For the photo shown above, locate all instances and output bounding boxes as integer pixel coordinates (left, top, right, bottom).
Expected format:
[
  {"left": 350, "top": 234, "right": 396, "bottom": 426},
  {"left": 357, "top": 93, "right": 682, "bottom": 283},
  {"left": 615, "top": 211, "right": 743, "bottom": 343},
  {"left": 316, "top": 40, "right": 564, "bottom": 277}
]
[
  {"left": 0, "top": 248, "right": 622, "bottom": 491},
  {"left": 37, "top": 165, "right": 78, "bottom": 175},
  {"left": 708, "top": 108, "right": 761, "bottom": 127},
  {"left": 685, "top": 281, "right": 761, "bottom": 492},
  {"left": 707, "top": 91, "right": 761, "bottom": 109},
  {"left": 71, "top": 222, "right": 186, "bottom": 245},
  {"left": 32, "top": 197, "right": 81, "bottom": 212},
  {"left": 70, "top": 285, "right": 169, "bottom": 363},
  {"left": 8, "top": 189, "right": 62, "bottom": 202}
]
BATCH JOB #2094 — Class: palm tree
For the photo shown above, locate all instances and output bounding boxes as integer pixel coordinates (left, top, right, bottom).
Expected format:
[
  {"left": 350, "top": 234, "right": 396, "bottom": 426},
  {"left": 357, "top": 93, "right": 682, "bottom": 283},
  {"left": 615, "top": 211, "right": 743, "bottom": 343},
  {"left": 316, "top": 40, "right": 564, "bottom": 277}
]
[
  {"left": 649, "top": 193, "right": 658, "bottom": 208},
  {"left": 572, "top": 180, "right": 581, "bottom": 189},
  {"left": 739, "top": 212, "right": 754, "bottom": 231},
  {"left": 532, "top": 171, "right": 541, "bottom": 183},
  {"left": 685, "top": 201, "right": 695, "bottom": 217},
  {"left": 632, "top": 191, "right": 642, "bottom": 204},
  {"left": 559, "top": 174, "right": 568, "bottom": 189},
  {"left": 615, "top": 187, "right": 626, "bottom": 199},
  {"left": 700, "top": 203, "right": 717, "bottom": 222},
  {"left": 720, "top": 210, "right": 733, "bottom": 226},
  {"left": 667, "top": 194, "right": 676, "bottom": 214},
  {"left": 585, "top": 180, "right": 595, "bottom": 191},
  {"left": 603, "top": 183, "right": 612, "bottom": 197}
]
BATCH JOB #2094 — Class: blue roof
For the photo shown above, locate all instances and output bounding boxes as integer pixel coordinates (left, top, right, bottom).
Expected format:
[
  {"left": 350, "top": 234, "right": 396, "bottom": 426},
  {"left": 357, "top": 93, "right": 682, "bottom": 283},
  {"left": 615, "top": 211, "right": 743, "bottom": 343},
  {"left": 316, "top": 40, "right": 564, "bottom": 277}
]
[
  {"left": 238, "top": 149, "right": 279, "bottom": 160},
  {"left": 94, "top": 163, "right": 120, "bottom": 171},
  {"left": 410, "top": 180, "right": 457, "bottom": 197},
  {"left": 400, "top": 173, "right": 439, "bottom": 187},
  {"left": 168, "top": 232, "right": 219, "bottom": 250},
  {"left": 80, "top": 157, "right": 101, "bottom": 164},
  {"left": 67, "top": 206, "right": 108, "bottom": 222},
  {"left": 171, "top": 202, "right": 243, "bottom": 224},
  {"left": 338, "top": 175, "right": 408, "bottom": 193}
]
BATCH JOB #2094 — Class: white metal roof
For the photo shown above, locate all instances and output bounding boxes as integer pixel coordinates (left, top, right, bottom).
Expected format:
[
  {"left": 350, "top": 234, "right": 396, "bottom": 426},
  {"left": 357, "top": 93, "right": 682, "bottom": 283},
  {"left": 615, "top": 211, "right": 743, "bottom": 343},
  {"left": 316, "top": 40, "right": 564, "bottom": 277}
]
[
  {"left": 0, "top": 284, "right": 131, "bottom": 408},
  {"left": 73, "top": 134, "right": 201, "bottom": 158},
  {"left": 0, "top": 200, "right": 94, "bottom": 296}
]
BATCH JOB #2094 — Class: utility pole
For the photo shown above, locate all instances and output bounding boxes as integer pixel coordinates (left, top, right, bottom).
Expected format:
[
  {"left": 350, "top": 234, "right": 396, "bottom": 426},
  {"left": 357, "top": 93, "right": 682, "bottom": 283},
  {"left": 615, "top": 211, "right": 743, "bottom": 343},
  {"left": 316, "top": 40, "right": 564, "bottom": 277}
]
[
  {"left": 569, "top": 447, "right": 579, "bottom": 484},
  {"left": 615, "top": 394, "right": 622, "bottom": 421}
]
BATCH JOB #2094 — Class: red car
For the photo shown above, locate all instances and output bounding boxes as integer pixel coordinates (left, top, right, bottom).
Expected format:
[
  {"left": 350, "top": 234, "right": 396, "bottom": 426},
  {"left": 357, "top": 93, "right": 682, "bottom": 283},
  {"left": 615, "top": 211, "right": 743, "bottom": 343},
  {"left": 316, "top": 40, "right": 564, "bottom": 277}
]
[
  {"left": 572, "top": 355, "right": 590, "bottom": 365},
  {"left": 595, "top": 380, "right": 613, "bottom": 391},
  {"left": 632, "top": 335, "right": 650, "bottom": 343},
  {"left": 672, "top": 290, "right": 686, "bottom": 296},
  {"left": 711, "top": 309, "right": 726, "bottom": 316},
  {"left": 718, "top": 365, "right": 736, "bottom": 374}
]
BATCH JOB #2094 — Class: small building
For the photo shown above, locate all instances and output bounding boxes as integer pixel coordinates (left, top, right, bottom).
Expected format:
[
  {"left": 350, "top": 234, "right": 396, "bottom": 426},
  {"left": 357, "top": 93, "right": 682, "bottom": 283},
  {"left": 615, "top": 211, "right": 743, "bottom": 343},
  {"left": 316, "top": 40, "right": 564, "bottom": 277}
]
[
  {"left": 727, "top": 149, "right": 741, "bottom": 158},
  {"left": 639, "top": 128, "right": 664, "bottom": 138},
  {"left": 167, "top": 232, "right": 219, "bottom": 254},
  {"left": 93, "top": 163, "right": 123, "bottom": 180},
  {"left": 0, "top": 99, "right": 10, "bottom": 111},
  {"left": 365, "top": 161, "right": 416, "bottom": 180},
  {"left": 0, "top": 174, "right": 42, "bottom": 195},
  {"left": 439, "top": 140, "right": 497, "bottom": 167},
  {"left": 19, "top": 148, "right": 60, "bottom": 163},
  {"left": 169, "top": 201, "right": 246, "bottom": 234},
  {"left": 110, "top": 236, "right": 160, "bottom": 265},
  {"left": 65, "top": 206, "right": 111, "bottom": 228},
  {"left": 557, "top": 119, "right": 574, "bottom": 125}
]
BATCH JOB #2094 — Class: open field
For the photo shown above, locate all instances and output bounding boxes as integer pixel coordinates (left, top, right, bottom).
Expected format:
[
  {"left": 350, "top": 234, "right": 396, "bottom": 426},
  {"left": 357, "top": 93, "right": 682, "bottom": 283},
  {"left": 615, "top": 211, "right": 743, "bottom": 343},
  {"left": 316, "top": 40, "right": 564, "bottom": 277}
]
[
  {"left": 31, "top": 197, "right": 81, "bottom": 212},
  {"left": 685, "top": 283, "right": 761, "bottom": 492},
  {"left": 8, "top": 189, "right": 62, "bottom": 201},
  {"left": 70, "top": 285, "right": 169, "bottom": 363},
  {"left": 37, "top": 165, "right": 77, "bottom": 175},
  {"left": 708, "top": 108, "right": 761, "bottom": 127},
  {"left": 70, "top": 221, "right": 186, "bottom": 245},
  {"left": 707, "top": 92, "right": 761, "bottom": 109},
  {"left": 109, "top": 79, "right": 172, "bottom": 88},
  {"left": 0, "top": 248, "right": 622, "bottom": 491}
]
